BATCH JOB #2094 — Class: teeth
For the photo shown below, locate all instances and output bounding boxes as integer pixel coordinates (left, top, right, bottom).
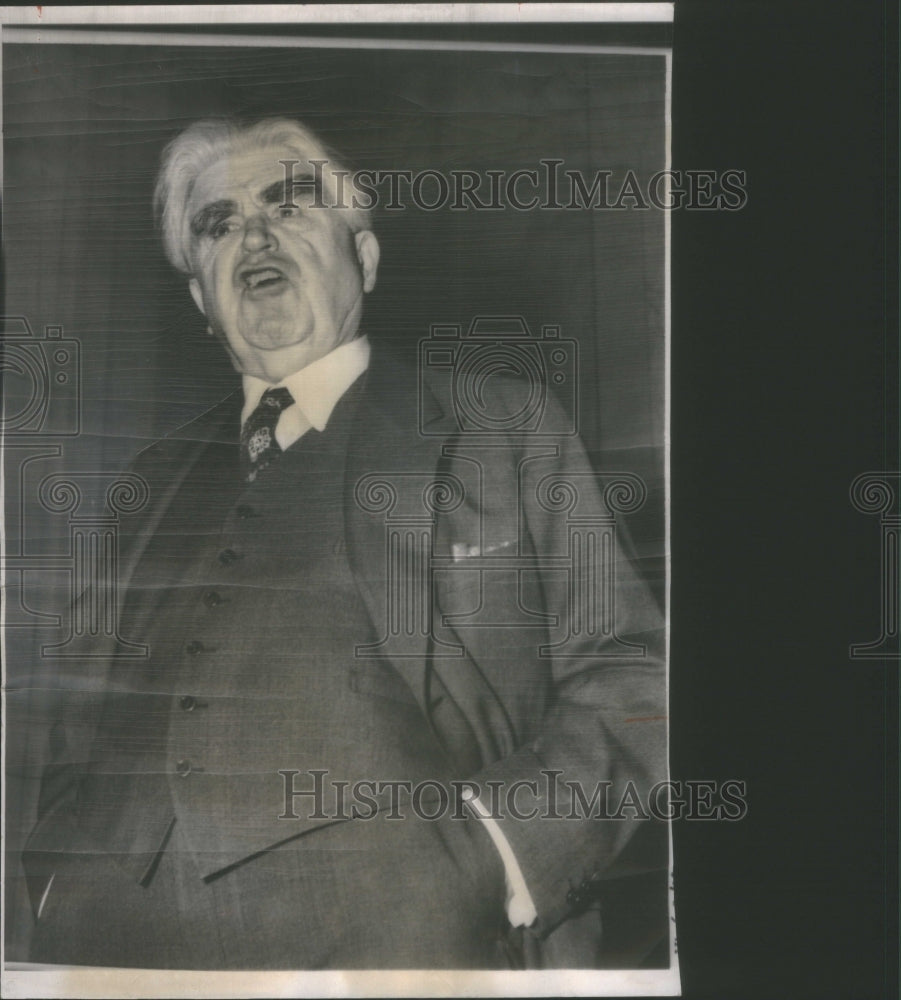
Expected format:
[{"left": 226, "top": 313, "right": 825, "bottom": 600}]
[{"left": 245, "top": 268, "right": 282, "bottom": 288}]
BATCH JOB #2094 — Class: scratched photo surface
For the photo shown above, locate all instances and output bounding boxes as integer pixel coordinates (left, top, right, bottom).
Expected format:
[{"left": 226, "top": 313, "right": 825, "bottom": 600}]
[{"left": 2, "top": 30, "right": 671, "bottom": 985}]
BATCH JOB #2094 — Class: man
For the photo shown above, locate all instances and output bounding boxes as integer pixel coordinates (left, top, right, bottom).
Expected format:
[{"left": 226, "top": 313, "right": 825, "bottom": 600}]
[{"left": 22, "top": 117, "right": 668, "bottom": 969}]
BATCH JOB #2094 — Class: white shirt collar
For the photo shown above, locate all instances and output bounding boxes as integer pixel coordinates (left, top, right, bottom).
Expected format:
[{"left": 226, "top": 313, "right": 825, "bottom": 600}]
[{"left": 241, "top": 336, "right": 371, "bottom": 439}]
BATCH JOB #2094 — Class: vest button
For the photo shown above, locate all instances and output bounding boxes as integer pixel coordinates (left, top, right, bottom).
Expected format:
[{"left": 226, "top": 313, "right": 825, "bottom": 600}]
[
  {"left": 236, "top": 505, "right": 256, "bottom": 520},
  {"left": 218, "top": 548, "right": 239, "bottom": 566},
  {"left": 179, "top": 695, "right": 197, "bottom": 712},
  {"left": 185, "top": 640, "right": 204, "bottom": 655},
  {"left": 203, "top": 590, "right": 222, "bottom": 608},
  {"left": 175, "top": 758, "right": 192, "bottom": 778}
]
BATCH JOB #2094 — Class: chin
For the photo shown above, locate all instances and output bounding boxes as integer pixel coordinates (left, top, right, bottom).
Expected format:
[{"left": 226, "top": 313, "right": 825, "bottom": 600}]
[{"left": 241, "top": 320, "right": 310, "bottom": 351}]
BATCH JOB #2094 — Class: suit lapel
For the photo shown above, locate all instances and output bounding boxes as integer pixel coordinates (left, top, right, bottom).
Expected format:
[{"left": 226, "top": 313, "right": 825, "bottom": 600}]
[
  {"left": 117, "top": 392, "right": 242, "bottom": 611},
  {"left": 344, "top": 352, "right": 459, "bottom": 711}
]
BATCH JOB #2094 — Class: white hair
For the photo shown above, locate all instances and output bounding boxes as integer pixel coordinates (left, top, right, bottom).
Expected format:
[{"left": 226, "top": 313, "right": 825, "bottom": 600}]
[{"left": 154, "top": 117, "right": 372, "bottom": 275}]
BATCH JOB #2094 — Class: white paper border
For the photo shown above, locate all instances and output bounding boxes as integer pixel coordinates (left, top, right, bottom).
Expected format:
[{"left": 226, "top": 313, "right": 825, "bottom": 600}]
[{"left": 1, "top": 4, "right": 674, "bottom": 27}]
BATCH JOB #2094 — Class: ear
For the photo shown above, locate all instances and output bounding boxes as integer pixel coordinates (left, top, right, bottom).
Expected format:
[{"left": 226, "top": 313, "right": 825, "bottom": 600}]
[
  {"left": 188, "top": 277, "right": 206, "bottom": 317},
  {"left": 354, "top": 230, "right": 380, "bottom": 293}
]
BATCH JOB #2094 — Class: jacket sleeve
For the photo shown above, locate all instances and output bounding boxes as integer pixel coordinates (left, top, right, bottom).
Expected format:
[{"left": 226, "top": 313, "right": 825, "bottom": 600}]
[{"left": 465, "top": 388, "right": 668, "bottom": 937}]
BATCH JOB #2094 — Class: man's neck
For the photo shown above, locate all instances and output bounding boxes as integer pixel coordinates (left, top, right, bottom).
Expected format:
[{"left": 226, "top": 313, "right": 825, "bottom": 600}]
[{"left": 240, "top": 336, "right": 371, "bottom": 439}]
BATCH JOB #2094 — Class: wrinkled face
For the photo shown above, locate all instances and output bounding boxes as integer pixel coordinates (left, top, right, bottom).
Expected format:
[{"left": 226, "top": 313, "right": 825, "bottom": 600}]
[{"left": 186, "top": 146, "right": 379, "bottom": 382}]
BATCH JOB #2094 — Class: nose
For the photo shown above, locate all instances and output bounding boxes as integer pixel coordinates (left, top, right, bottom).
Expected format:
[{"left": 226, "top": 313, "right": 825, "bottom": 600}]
[{"left": 242, "top": 213, "right": 277, "bottom": 253}]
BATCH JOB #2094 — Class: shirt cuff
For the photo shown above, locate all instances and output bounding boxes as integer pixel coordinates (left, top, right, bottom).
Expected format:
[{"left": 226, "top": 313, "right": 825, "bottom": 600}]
[{"left": 463, "top": 789, "right": 538, "bottom": 928}]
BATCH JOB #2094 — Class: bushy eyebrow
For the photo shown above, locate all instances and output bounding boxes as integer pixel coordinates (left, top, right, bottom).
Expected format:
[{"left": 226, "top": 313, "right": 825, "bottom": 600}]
[
  {"left": 189, "top": 173, "right": 323, "bottom": 235},
  {"left": 260, "top": 181, "right": 289, "bottom": 205},
  {"left": 190, "top": 200, "right": 237, "bottom": 237},
  {"left": 260, "top": 173, "right": 320, "bottom": 207}
]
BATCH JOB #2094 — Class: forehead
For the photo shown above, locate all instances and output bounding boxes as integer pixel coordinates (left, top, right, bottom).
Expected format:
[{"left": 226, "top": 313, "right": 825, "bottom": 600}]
[{"left": 187, "top": 146, "right": 315, "bottom": 213}]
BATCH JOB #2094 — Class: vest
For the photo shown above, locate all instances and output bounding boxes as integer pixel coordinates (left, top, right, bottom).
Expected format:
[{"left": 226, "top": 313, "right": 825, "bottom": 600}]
[{"left": 77, "top": 381, "right": 456, "bottom": 881}]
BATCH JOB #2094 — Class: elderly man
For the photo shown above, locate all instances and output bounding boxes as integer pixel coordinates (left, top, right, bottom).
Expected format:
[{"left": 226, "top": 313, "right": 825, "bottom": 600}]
[{"left": 22, "top": 117, "right": 667, "bottom": 969}]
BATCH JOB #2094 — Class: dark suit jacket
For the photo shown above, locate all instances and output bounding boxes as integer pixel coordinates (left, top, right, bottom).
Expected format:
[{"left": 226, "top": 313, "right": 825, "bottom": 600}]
[{"left": 24, "top": 344, "right": 668, "bottom": 967}]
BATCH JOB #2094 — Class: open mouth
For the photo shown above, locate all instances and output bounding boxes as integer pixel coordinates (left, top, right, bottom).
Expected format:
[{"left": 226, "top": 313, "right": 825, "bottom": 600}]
[{"left": 240, "top": 266, "right": 288, "bottom": 294}]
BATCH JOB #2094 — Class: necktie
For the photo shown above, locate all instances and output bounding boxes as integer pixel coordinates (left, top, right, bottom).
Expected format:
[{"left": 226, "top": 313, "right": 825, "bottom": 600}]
[{"left": 239, "top": 386, "right": 295, "bottom": 482}]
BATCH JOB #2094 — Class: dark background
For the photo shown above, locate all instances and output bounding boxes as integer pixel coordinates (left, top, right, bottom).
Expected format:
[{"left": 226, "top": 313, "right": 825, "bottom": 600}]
[
  {"left": 2, "top": 2, "right": 899, "bottom": 997},
  {"left": 670, "top": 2, "right": 897, "bottom": 999}
]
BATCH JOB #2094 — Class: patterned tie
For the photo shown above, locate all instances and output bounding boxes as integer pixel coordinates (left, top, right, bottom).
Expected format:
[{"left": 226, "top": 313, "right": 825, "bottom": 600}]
[{"left": 239, "top": 386, "right": 296, "bottom": 482}]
